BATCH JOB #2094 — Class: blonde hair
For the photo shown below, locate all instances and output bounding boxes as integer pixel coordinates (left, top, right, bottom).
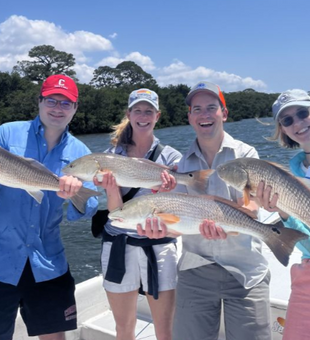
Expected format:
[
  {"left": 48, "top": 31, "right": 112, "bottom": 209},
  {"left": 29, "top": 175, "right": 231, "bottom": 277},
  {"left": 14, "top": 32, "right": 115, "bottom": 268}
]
[
  {"left": 110, "top": 111, "right": 134, "bottom": 147},
  {"left": 268, "top": 121, "right": 299, "bottom": 149}
]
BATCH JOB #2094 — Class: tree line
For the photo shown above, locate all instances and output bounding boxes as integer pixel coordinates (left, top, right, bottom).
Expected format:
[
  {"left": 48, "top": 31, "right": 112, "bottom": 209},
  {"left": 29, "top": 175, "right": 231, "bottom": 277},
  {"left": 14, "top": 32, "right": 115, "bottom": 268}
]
[{"left": 0, "top": 45, "right": 279, "bottom": 135}]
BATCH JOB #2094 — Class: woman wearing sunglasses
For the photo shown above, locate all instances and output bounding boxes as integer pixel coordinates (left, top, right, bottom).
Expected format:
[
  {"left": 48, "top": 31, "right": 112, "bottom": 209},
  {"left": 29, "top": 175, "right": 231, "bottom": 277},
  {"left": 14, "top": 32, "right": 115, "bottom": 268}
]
[{"left": 256, "top": 89, "right": 310, "bottom": 340}]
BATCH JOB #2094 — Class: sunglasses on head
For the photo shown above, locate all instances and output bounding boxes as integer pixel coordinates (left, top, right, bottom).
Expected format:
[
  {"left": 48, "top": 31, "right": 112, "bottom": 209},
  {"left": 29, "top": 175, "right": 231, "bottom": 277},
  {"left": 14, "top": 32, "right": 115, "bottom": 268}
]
[{"left": 279, "top": 109, "right": 310, "bottom": 127}]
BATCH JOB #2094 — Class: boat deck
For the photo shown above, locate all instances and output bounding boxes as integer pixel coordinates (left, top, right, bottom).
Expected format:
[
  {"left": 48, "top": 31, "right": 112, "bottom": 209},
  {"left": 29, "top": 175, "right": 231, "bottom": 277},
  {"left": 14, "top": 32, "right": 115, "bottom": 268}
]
[{"left": 13, "top": 211, "right": 297, "bottom": 339}]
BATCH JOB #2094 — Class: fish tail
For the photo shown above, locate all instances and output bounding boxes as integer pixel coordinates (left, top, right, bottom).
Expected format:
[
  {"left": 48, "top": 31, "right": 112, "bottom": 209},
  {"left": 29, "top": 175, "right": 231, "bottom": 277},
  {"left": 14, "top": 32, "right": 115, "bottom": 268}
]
[
  {"left": 264, "top": 221, "right": 308, "bottom": 266},
  {"left": 70, "top": 187, "right": 102, "bottom": 214},
  {"left": 186, "top": 169, "right": 214, "bottom": 194}
]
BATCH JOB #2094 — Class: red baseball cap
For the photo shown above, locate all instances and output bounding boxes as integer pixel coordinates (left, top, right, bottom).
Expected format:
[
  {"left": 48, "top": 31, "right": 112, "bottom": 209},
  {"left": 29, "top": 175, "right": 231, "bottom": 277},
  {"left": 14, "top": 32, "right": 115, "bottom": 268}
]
[{"left": 40, "top": 75, "right": 78, "bottom": 102}]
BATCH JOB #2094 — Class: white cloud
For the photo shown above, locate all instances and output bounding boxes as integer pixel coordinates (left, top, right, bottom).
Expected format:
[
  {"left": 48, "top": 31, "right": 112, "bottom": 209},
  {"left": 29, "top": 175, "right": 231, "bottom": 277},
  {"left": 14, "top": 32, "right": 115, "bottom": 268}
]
[
  {"left": 0, "top": 15, "right": 113, "bottom": 70},
  {"left": 109, "top": 33, "right": 117, "bottom": 39},
  {"left": 97, "top": 51, "right": 155, "bottom": 71},
  {"left": 156, "top": 61, "right": 267, "bottom": 92},
  {"left": 74, "top": 64, "right": 95, "bottom": 84},
  {"left": 0, "top": 15, "right": 267, "bottom": 91}
]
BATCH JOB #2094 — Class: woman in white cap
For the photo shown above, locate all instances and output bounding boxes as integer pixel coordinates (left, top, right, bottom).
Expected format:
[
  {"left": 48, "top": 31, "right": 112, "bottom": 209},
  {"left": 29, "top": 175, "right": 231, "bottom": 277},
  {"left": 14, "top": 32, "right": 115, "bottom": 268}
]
[
  {"left": 94, "top": 88, "right": 181, "bottom": 340},
  {"left": 256, "top": 89, "right": 310, "bottom": 340}
]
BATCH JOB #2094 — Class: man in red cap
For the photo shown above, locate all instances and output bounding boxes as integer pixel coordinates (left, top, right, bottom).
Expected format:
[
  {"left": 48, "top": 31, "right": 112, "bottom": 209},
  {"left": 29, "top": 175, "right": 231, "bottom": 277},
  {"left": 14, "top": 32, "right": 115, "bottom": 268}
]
[{"left": 0, "top": 75, "right": 99, "bottom": 340}]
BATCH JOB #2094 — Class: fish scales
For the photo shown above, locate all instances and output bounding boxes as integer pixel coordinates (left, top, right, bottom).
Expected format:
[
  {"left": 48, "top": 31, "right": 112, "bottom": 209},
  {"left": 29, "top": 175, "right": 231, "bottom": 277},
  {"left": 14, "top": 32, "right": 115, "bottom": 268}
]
[
  {"left": 0, "top": 147, "right": 101, "bottom": 213},
  {"left": 62, "top": 153, "right": 213, "bottom": 194},
  {"left": 217, "top": 158, "right": 310, "bottom": 227},
  {"left": 0, "top": 150, "right": 59, "bottom": 191},
  {"left": 121, "top": 192, "right": 275, "bottom": 238},
  {"left": 108, "top": 192, "right": 308, "bottom": 266}
]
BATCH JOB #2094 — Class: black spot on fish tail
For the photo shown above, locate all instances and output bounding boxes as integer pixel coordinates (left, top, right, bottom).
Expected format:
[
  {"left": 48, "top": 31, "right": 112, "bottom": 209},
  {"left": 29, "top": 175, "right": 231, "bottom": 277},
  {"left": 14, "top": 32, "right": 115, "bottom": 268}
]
[
  {"left": 271, "top": 227, "right": 281, "bottom": 235},
  {"left": 264, "top": 220, "right": 308, "bottom": 266}
]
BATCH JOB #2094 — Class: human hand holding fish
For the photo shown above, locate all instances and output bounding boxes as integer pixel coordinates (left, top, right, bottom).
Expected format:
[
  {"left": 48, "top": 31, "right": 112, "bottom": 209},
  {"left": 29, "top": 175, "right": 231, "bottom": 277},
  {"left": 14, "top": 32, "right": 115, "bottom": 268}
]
[
  {"left": 57, "top": 175, "right": 83, "bottom": 199},
  {"left": 109, "top": 192, "right": 308, "bottom": 266},
  {"left": 136, "top": 217, "right": 228, "bottom": 240},
  {"left": 0, "top": 146, "right": 101, "bottom": 214},
  {"left": 199, "top": 220, "right": 227, "bottom": 240},
  {"left": 62, "top": 153, "right": 213, "bottom": 194},
  {"left": 255, "top": 180, "right": 290, "bottom": 220},
  {"left": 137, "top": 217, "right": 167, "bottom": 238},
  {"left": 137, "top": 217, "right": 182, "bottom": 238},
  {"left": 216, "top": 158, "right": 304, "bottom": 223},
  {"left": 155, "top": 170, "right": 177, "bottom": 192}
]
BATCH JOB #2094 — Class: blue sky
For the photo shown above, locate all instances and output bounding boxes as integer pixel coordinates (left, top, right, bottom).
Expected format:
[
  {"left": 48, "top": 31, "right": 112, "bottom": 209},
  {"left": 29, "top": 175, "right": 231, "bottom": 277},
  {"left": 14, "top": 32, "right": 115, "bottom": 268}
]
[{"left": 0, "top": 0, "right": 309, "bottom": 93}]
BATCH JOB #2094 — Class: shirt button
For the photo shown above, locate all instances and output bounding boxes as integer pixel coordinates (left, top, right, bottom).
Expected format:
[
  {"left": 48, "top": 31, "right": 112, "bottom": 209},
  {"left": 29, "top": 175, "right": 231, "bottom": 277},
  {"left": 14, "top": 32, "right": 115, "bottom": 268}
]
[
  {"left": 30, "top": 225, "right": 34, "bottom": 228},
  {"left": 27, "top": 244, "right": 30, "bottom": 247}
]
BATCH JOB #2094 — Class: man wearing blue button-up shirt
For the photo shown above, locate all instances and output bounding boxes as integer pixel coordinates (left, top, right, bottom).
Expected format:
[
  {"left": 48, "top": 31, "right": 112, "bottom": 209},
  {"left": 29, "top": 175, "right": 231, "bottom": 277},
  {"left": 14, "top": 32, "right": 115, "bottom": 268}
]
[{"left": 0, "top": 75, "right": 98, "bottom": 340}]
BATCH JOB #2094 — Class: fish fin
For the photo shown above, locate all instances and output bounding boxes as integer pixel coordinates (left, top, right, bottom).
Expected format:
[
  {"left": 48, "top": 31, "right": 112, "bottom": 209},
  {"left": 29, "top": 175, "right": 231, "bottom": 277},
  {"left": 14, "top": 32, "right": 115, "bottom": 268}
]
[
  {"left": 267, "top": 161, "right": 291, "bottom": 173},
  {"left": 298, "top": 177, "right": 310, "bottom": 189},
  {"left": 185, "top": 169, "right": 215, "bottom": 194},
  {"left": 204, "top": 195, "right": 258, "bottom": 220},
  {"left": 263, "top": 220, "right": 308, "bottom": 266},
  {"left": 97, "top": 169, "right": 109, "bottom": 175},
  {"left": 27, "top": 190, "right": 44, "bottom": 204},
  {"left": 267, "top": 161, "right": 310, "bottom": 190},
  {"left": 70, "top": 186, "right": 102, "bottom": 214},
  {"left": 137, "top": 157, "right": 170, "bottom": 170},
  {"left": 243, "top": 188, "right": 251, "bottom": 206},
  {"left": 277, "top": 317, "right": 285, "bottom": 327},
  {"left": 156, "top": 213, "right": 180, "bottom": 224},
  {"left": 24, "top": 158, "right": 59, "bottom": 178},
  {"left": 227, "top": 231, "right": 240, "bottom": 236}
]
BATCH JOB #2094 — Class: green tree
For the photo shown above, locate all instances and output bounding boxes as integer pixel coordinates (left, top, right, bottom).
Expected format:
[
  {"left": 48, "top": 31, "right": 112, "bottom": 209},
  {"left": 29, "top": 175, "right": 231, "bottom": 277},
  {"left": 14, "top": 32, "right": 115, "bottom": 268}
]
[
  {"left": 116, "top": 61, "right": 157, "bottom": 88},
  {"left": 13, "top": 45, "right": 77, "bottom": 82},
  {"left": 90, "top": 66, "right": 121, "bottom": 88},
  {"left": 0, "top": 72, "right": 39, "bottom": 124},
  {"left": 91, "top": 61, "right": 157, "bottom": 89},
  {"left": 159, "top": 84, "right": 190, "bottom": 127}
]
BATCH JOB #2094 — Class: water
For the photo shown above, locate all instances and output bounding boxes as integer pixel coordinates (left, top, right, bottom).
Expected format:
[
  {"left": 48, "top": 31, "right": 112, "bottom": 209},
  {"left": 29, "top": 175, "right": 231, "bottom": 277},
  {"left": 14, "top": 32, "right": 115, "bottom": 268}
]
[{"left": 62, "top": 118, "right": 299, "bottom": 283}]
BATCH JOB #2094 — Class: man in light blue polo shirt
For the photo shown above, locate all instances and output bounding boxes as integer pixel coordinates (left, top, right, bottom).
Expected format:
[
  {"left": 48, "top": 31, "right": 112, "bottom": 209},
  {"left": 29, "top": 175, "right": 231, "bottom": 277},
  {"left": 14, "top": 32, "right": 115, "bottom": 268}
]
[
  {"left": 172, "top": 81, "right": 271, "bottom": 340},
  {"left": 0, "top": 75, "right": 98, "bottom": 340}
]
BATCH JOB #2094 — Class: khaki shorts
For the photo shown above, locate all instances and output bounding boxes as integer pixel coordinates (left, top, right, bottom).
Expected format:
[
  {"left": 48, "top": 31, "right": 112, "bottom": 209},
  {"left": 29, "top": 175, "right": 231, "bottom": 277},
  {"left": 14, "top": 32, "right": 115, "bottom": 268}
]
[{"left": 101, "top": 242, "right": 178, "bottom": 293}]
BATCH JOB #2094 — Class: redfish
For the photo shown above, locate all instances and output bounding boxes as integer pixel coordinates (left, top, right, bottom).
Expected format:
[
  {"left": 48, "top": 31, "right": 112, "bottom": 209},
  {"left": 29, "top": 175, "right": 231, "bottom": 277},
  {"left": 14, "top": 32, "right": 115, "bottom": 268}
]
[
  {"left": 0, "top": 147, "right": 101, "bottom": 213},
  {"left": 217, "top": 158, "right": 310, "bottom": 228},
  {"left": 108, "top": 192, "right": 308, "bottom": 266},
  {"left": 62, "top": 153, "right": 213, "bottom": 194}
]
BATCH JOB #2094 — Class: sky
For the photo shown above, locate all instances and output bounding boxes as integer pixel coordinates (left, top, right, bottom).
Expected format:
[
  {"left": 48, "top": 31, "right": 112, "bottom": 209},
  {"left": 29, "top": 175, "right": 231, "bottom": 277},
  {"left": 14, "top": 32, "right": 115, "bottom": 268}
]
[{"left": 0, "top": 0, "right": 309, "bottom": 94}]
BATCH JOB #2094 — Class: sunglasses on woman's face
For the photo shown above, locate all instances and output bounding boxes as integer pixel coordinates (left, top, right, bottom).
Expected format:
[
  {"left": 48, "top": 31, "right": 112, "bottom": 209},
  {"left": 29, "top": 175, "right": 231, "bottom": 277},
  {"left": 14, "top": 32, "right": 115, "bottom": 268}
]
[{"left": 279, "top": 109, "right": 310, "bottom": 127}]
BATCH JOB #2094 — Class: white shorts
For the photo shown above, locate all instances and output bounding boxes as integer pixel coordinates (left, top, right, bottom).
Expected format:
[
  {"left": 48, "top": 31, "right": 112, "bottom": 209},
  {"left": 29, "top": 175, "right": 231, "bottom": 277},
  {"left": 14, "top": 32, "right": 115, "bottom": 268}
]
[{"left": 101, "top": 241, "right": 178, "bottom": 293}]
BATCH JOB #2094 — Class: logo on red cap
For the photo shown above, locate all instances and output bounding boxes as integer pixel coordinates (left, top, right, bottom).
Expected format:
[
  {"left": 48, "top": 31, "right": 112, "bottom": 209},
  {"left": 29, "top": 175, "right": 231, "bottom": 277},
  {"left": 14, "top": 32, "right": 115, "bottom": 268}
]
[{"left": 41, "top": 75, "right": 78, "bottom": 102}]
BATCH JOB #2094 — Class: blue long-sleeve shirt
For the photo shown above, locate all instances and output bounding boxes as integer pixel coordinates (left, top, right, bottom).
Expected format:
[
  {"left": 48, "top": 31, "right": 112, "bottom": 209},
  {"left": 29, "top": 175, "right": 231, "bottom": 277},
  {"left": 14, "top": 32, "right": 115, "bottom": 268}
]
[
  {"left": 282, "top": 151, "right": 310, "bottom": 259},
  {"left": 0, "top": 116, "right": 98, "bottom": 285}
]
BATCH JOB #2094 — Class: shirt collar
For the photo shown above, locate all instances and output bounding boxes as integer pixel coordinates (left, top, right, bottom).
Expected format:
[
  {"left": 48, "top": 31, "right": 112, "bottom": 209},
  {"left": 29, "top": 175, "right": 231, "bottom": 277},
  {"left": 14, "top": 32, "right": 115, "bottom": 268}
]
[
  {"left": 32, "top": 115, "right": 69, "bottom": 143},
  {"left": 184, "top": 132, "right": 239, "bottom": 160},
  {"left": 114, "top": 136, "right": 159, "bottom": 158}
]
